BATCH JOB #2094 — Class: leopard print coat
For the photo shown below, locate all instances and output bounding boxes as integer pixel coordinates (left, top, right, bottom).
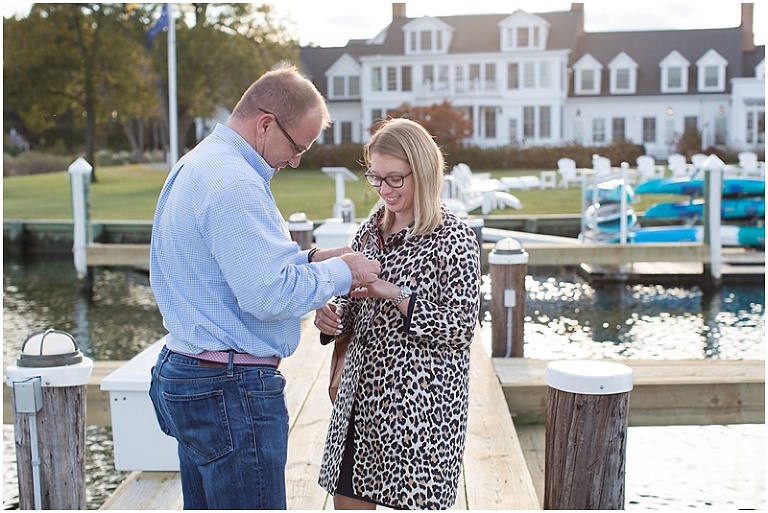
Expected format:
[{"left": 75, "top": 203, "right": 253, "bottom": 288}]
[{"left": 318, "top": 205, "right": 481, "bottom": 509}]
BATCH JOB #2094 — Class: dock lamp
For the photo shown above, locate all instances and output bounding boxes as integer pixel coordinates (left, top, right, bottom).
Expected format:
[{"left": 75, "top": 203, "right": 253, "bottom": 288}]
[{"left": 6, "top": 329, "right": 93, "bottom": 510}]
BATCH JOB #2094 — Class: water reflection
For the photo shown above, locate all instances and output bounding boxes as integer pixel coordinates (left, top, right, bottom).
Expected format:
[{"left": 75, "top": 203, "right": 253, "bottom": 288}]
[
  {"left": 6, "top": 257, "right": 763, "bottom": 365},
  {"left": 3, "top": 255, "right": 166, "bottom": 364},
  {"left": 480, "top": 268, "right": 765, "bottom": 361}
]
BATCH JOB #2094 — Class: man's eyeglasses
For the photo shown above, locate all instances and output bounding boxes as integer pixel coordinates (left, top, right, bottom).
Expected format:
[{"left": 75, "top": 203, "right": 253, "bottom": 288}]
[
  {"left": 258, "top": 108, "right": 307, "bottom": 156},
  {"left": 364, "top": 172, "right": 412, "bottom": 188}
]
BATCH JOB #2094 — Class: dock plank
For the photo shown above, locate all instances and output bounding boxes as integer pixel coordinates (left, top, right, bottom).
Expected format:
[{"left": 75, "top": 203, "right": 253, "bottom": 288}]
[
  {"left": 99, "top": 471, "right": 182, "bottom": 510},
  {"left": 282, "top": 315, "right": 333, "bottom": 510},
  {"left": 462, "top": 341, "right": 540, "bottom": 510},
  {"left": 515, "top": 424, "right": 546, "bottom": 509},
  {"left": 495, "top": 358, "right": 765, "bottom": 426}
]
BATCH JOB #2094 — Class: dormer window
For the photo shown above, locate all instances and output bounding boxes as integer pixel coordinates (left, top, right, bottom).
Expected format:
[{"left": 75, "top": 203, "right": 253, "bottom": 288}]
[
  {"left": 608, "top": 52, "right": 638, "bottom": 95},
  {"left": 696, "top": 49, "right": 727, "bottom": 92},
  {"left": 660, "top": 50, "right": 690, "bottom": 93},
  {"left": 326, "top": 54, "right": 362, "bottom": 99},
  {"left": 403, "top": 17, "right": 452, "bottom": 55},
  {"left": 573, "top": 54, "right": 602, "bottom": 95},
  {"left": 499, "top": 11, "right": 549, "bottom": 51},
  {"left": 410, "top": 30, "right": 443, "bottom": 52}
]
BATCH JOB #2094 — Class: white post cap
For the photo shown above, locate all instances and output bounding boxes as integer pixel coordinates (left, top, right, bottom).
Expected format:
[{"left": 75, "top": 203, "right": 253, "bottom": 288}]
[
  {"left": 488, "top": 237, "right": 529, "bottom": 265},
  {"left": 6, "top": 357, "right": 94, "bottom": 388},
  {"left": 5, "top": 329, "right": 94, "bottom": 387},
  {"left": 287, "top": 212, "right": 313, "bottom": 231},
  {"left": 546, "top": 360, "right": 633, "bottom": 395},
  {"left": 68, "top": 156, "right": 93, "bottom": 175}
]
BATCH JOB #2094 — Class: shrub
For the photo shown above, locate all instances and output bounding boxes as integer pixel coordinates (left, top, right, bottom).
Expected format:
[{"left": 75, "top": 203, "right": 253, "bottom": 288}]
[
  {"left": 2, "top": 152, "right": 74, "bottom": 176},
  {"left": 298, "top": 143, "right": 366, "bottom": 171}
]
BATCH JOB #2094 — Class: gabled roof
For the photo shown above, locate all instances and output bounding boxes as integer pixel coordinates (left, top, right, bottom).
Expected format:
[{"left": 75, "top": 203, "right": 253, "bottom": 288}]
[
  {"left": 299, "top": 43, "right": 384, "bottom": 97},
  {"left": 572, "top": 27, "right": 745, "bottom": 95},
  {"left": 299, "top": 7, "right": 764, "bottom": 98},
  {"left": 742, "top": 45, "right": 766, "bottom": 76},
  {"left": 299, "top": 9, "right": 581, "bottom": 96}
]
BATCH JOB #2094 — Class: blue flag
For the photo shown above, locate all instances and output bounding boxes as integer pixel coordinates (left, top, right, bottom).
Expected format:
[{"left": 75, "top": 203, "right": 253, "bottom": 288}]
[{"left": 146, "top": 4, "right": 170, "bottom": 49}]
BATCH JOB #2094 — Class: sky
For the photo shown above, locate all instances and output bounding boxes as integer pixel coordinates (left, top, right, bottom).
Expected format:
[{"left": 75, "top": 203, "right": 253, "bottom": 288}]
[{"left": 3, "top": 1, "right": 766, "bottom": 48}]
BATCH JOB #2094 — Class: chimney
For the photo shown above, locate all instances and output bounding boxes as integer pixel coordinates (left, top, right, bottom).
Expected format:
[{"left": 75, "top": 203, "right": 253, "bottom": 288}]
[
  {"left": 741, "top": 3, "right": 754, "bottom": 52},
  {"left": 392, "top": 3, "right": 406, "bottom": 19},
  {"left": 571, "top": 3, "right": 585, "bottom": 37}
]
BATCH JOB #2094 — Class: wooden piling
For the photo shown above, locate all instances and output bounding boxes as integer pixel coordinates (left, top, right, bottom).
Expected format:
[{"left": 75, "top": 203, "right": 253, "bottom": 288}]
[
  {"left": 288, "top": 213, "right": 314, "bottom": 250},
  {"left": 488, "top": 239, "right": 529, "bottom": 357},
  {"left": 13, "top": 385, "right": 88, "bottom": 509},
  {"left": 543, "top": 360, "right": 633, "bottom": 510}
]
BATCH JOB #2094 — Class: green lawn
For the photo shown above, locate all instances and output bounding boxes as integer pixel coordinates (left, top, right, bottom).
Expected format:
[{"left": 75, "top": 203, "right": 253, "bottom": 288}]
[{"left": 2, "top": 164, "right": 666, "bottom": 221}]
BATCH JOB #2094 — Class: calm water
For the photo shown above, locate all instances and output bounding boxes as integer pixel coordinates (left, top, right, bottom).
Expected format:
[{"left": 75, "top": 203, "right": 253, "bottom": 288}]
[{"left": 3, "top": 255, "right": 765, "bottom": 509}]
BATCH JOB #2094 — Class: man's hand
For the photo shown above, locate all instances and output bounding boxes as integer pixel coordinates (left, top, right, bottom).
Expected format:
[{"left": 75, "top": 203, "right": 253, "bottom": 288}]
[{"left": 340, "top": 252, "right": 380, "bottom": 289}]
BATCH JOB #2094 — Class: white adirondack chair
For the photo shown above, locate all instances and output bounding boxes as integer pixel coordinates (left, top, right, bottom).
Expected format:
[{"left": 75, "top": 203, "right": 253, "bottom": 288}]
[
  {"left": 636, "top": 155, "right": 663, "bottom": 181},
  {"left": 592, "top": 155, "right": 612, "bottom": 177},
  {"left": 557, "top": 157, "right": 580, "bottom": 188},
  {"left": 667, "top": 153, "right": 689, "bottom": 178},
  {"left": 738, "top": 151, "right": 765, "bottom": 179}
]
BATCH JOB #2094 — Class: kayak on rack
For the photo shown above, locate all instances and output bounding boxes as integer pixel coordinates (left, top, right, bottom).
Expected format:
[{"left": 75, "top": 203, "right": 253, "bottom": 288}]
[
  {"left": 630, "top": 225, "right": 765, "bottom": 248},
  {"left": 635, "top": 177, "right": 765, "bottom": 197},
  {"left": 583, "top": 178, "right": 635, "bottom": 203},
  {"left": 643, "top": 197, "right": 766, "bottom": 220}
]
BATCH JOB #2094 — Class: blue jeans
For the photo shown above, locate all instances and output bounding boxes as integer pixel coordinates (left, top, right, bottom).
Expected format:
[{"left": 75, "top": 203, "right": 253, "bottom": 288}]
[{"left": 149, "top": 345, "right": 289, "bottom": 510}]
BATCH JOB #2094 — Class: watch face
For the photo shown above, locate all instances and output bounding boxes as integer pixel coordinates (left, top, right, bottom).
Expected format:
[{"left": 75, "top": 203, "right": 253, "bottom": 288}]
[{"left": 402, "top": 285, "right": 412, "bottom": 296}]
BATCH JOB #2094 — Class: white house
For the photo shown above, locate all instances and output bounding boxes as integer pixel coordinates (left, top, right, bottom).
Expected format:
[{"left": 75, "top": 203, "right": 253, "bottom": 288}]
[{"left": 299, "top": 3, "right": 765, "bottom": 159}]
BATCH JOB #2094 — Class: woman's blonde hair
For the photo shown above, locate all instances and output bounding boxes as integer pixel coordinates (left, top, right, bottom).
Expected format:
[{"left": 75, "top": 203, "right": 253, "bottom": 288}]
[{"left": 363, "top": 118, "right": 445, "bottom": 237}]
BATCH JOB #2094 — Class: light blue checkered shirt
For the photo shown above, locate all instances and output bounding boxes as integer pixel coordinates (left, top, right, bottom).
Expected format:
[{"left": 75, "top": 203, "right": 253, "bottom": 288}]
[{"left": 150, "top": 123, "right": 352, "bottom": 358}]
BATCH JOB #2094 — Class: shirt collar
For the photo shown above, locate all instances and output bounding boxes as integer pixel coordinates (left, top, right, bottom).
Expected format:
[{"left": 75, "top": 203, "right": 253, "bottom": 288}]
[{"left": 211, "top": 123, "right": 275, "bottom": 181}]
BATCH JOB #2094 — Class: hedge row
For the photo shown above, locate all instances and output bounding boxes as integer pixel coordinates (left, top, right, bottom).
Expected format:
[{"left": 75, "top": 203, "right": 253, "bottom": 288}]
[{"left": 298, "top": 140, "right": 647, "bottom": 171}]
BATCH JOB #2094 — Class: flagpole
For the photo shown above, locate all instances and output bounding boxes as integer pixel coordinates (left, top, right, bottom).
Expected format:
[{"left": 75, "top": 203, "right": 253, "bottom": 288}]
[{"left": 167, "top": 3, "right": 178, "bottom": 166}]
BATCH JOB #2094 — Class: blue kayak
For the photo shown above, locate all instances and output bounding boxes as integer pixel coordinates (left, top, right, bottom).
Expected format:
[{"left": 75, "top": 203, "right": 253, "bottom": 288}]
[
  {"left": 630, "top": 225, "right": 765, "bottom": 248},
  {"left": 643, "top": 197, "right": 766, "bottom": 220},
  {"left": 635, "top": 178, "right": 765, "bottom": 197}
]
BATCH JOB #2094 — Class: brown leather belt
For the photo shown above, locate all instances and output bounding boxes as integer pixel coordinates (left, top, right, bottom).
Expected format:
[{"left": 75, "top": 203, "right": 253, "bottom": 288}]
[{"left": 176, "top": 350, "right": 280, "bottom": 368}]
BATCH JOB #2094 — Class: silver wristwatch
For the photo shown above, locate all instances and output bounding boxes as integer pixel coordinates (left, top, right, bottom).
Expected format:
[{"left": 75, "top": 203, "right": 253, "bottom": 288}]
[{"left": 390, "top": 285, "right": 412, "bottom": 305}]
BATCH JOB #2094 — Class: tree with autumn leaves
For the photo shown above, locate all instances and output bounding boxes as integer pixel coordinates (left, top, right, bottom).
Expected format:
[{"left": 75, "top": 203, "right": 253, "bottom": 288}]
[{"left": 370, "top": 100, "right": 473, "bottom": 150}]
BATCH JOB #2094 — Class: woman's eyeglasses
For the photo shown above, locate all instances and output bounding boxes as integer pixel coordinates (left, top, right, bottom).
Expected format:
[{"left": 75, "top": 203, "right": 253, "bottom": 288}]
[
  {"left": 258, "top": 108, "right": 307, "bottom": 156},
  {"left": 364, "top": 172, "right": 412, "bottom": 188}
]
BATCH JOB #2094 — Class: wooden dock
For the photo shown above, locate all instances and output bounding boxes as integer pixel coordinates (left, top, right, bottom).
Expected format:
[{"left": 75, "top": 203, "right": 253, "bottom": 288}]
[
  {"left": 97, "top": 318, "right": 540, "bottom": 510},
  {"left": 5, "top": 314, "right": 763, "bottom": 509},
  {"left": 85, "top": 241, "right": 724, "bottom": 269},
  {"left": 494, "top": 358, "right": 765, "bottom": 427},
  {"left": 579, "top": 247, "right": 764, "bottom": 285}
]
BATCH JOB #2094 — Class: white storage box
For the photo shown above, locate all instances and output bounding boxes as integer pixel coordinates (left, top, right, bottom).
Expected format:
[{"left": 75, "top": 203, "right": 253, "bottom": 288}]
[
  {"left": 313, "top": 218, "right": 359, "bottom": 248},
  {"left": 100, "top": 338, "right": 179, "bottom": 471}
]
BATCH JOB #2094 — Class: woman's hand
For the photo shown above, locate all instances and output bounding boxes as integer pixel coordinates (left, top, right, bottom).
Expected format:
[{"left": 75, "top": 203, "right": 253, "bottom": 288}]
[
  {"left": 349, "top": 278, "right": 400, "bottom": 300},
  {"left": 314, "top": 303, "right": 344, "bottom": 335}
]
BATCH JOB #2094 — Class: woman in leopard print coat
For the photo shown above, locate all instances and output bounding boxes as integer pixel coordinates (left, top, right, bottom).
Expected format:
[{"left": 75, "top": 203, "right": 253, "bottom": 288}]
[{"left": 314, "top": 118, "right": 481, "bottom": 510}]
